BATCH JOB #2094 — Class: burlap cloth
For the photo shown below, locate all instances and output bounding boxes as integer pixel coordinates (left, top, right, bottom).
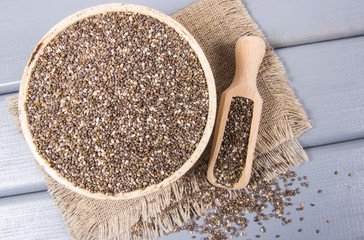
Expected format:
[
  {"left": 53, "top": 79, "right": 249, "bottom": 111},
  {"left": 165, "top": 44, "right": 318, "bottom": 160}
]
[{"left": 9, "top": 0, "right": 311, "bottom": 239}]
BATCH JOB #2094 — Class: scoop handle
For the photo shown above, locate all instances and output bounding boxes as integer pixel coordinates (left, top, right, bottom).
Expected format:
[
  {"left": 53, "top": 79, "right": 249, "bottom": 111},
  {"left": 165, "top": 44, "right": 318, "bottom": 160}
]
[{"left": 231, "top": 36, "right": 266, "bottom": 89}]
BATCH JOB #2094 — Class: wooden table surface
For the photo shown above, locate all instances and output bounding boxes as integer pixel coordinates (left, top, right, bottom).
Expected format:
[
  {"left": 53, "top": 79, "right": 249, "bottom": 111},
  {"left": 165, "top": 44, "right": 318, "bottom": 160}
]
[{"left": 0, "top": 0, "right": 364, "bottom": 239}]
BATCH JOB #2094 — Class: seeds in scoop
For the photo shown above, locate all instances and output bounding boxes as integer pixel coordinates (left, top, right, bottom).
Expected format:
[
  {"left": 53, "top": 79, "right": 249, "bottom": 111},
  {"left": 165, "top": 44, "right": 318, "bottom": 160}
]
[
  {"left": 213, "top": 97, "right": 254, "bottom": 187},
  {"left": 25, "top": 12, "right": 209, "bottom": 195}
]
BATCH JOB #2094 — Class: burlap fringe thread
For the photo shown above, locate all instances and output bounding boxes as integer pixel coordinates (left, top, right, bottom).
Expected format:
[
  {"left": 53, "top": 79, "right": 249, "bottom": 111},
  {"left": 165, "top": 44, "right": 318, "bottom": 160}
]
[{"left": 7, "top": 0, "right": 311, "bottom": 239}]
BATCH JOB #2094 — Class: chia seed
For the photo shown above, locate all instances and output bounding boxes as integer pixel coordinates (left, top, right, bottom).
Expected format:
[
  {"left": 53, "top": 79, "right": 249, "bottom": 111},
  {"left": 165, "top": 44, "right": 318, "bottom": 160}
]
[
  {"left": 25, "top": 12, "right": 209, "bottom": 195},
  {"left": 213, "top": 97, "right": 254, "bottom": 187}
]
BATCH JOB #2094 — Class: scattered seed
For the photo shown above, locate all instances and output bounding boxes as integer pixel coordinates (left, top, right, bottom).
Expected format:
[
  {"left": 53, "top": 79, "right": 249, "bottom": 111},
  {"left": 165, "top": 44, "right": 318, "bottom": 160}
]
[
  {"left": 299, "top": 217, "right": 304, "bottom": 221},
  {"left": 318, "top": 190, "right": 323, "bottom": 194},
  {"left": 131, "top": 170, "right": 307, "bottom": 240},
  {"left": 310, "top": 203, "right": 315, "bottom": 207},
  {"left": 348, "top": 185, "right": 352, "bottom": 189},
  {"left": 327, "top": 220, "right": 332, "bottom": 223},
  {"left": 275, "top": 235, "right": 280, "bottom": 238},
  {"left": 334, "top": 171, "right": 338, "bottom": 175},
  {"left": 316, "top": 229, "right": 320, "bottom": 234},
  {"left": 298, "top": 229, "right": 302, "bottom": 232},
  {"left": 348, "top": 173, "right": 353, "bottom": 177}
]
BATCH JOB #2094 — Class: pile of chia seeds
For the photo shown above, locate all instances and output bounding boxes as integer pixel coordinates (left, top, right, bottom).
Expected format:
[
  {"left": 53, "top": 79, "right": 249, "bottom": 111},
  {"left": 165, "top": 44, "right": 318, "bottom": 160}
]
[{"left": 25, "top": 12, "right": 209, "bottom": 195}]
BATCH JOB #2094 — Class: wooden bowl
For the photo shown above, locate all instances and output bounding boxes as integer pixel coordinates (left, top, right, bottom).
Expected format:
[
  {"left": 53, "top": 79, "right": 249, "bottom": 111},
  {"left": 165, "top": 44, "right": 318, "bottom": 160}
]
[{"left": 18, "top": 3, "right": 216, "bottom": 200}]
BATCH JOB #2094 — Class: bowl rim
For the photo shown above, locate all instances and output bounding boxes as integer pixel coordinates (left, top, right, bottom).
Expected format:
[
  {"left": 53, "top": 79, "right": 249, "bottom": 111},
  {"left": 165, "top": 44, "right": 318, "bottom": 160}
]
[{"left": 18, "top": 3, "right": 216, "bottom": 200}]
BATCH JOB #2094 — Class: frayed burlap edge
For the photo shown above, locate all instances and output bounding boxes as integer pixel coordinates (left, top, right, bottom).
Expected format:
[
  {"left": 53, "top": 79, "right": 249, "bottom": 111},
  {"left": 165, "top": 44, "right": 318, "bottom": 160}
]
[
  {"left": 7, "top": 0, "right": 311, "bottom": 239},
  {"left": 7, "top": 95, "right": 21, "bottom": 130},
  {"left": 44, "top": 174, "right": 202, "bottom": 240}
]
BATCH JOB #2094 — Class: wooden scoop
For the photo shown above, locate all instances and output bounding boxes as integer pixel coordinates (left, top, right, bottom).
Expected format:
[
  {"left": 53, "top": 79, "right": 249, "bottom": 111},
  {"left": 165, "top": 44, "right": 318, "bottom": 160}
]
[{"left": 207, "top": 36, "right": 266, "bottom": 189}]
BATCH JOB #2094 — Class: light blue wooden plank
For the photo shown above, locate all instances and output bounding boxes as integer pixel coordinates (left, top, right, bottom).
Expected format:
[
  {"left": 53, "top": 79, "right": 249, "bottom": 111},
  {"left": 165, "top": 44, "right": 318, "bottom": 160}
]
[
  {"left": 0, "top": 93, "right": 47, "bottom": 197},
  {"left": 0, "top": 82, "right": 20, "bottom": 95},
  {"left": 1, "top": 139, "right": 363, "bottom": 240},
  {"left": 243, "top": 0, "right": 364, "bottom": 48},
  {"left": 0, "top": 191, "right": 69, "bottom": 240},
  {"left": 277, "top": 36, "right": 364, "bottom": 148}
]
